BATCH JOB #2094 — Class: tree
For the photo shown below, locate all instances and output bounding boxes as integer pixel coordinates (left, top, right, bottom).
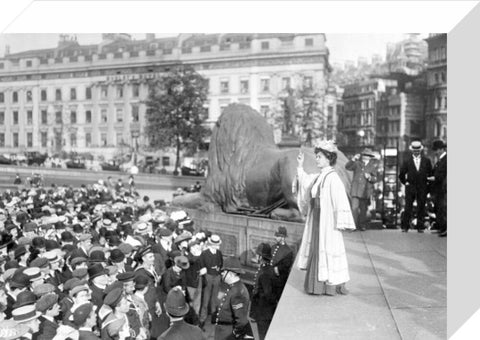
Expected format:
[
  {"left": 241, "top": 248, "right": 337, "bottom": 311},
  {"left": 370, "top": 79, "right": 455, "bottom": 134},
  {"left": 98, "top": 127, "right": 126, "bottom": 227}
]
[{"left": 145, "top": 65, "right": 210, "bottom": 175}]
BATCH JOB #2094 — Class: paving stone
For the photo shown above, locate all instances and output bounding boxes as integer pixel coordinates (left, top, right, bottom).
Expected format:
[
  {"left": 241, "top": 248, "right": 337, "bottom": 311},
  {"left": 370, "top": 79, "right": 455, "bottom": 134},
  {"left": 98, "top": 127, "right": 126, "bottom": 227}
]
[{"left": 391, "top": 307, "right": 446, "bottom": 340}]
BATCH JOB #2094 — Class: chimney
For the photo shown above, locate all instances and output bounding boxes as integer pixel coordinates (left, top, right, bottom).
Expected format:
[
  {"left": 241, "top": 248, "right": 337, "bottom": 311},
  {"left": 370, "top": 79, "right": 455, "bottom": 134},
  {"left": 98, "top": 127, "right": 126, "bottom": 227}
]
[{"left": 4, "top": 45, "right": 10, "bottom": 56}]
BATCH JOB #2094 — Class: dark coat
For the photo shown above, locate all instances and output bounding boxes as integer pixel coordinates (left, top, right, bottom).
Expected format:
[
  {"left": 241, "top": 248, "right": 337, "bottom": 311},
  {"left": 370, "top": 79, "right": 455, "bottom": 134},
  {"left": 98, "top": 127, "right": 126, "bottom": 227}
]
[
  {"left": 345, "top": 159, "right": 379, "bottom": 199},
  {"left": 157, "top": 320, "right": 206, "bottom": 340},
  {"left": 250, "top": 264, "right": 277, "bottom": 321},
  {"left": 271, "top": 243, "right": 293, "bottom": 300},
  {"left": 89, "top": 283, "right": 105, "bottom": 310},
  {"left": 432, "top": 155, "right": 447, "bottom": 198},
  {"left": 399, "top": 155, "right": 433, "bottom": 196},
  {"left": 215, "top": 280, "right": 253, "bottom": 338},
  {"left": 37, "top": 316, "right": 59, "bottom": 340}
]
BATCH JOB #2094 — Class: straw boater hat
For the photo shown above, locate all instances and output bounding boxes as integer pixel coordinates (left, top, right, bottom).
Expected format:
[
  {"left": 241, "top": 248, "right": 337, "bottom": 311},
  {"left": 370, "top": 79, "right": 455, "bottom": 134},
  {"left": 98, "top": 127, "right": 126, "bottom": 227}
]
[
  {"left": 12, "top": 304, "right": 42, "bottom": 323},
  {"left": 207, "top": 234, "right": 222, "bottom": 246},
  {"left": 0, "top": 320, "right": 30, "bottom": 340},
  {"left": 409, "top": 140, "right": 424, "bottom": 151}
]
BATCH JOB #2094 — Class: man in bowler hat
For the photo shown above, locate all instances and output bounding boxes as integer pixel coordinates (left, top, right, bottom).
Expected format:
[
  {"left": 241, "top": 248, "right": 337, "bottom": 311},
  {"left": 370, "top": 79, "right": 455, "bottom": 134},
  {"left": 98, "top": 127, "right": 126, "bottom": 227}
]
[
  {"left": 428, "top": 140, "right": 447, "bottom": 237},
  {"left": 399, "top": 140, "right": 433, "bottom": 233}
]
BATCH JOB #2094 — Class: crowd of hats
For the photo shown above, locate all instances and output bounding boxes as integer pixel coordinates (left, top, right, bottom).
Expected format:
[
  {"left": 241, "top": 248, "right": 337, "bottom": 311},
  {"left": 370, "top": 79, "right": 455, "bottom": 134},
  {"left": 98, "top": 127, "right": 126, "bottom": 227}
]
[{"left": 0, "top": 179, "right": 219, "bottom": 337}]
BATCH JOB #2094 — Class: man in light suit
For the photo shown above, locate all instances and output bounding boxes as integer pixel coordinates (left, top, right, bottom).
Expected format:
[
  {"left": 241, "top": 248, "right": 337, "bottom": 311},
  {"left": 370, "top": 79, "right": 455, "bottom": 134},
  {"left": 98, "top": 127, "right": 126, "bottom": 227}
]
[
  {"left": 345, "top": 148, "right": 379, "bottom": 231},
  {"left": 399, "top": 140, "right": 433, "bottom": 233}
]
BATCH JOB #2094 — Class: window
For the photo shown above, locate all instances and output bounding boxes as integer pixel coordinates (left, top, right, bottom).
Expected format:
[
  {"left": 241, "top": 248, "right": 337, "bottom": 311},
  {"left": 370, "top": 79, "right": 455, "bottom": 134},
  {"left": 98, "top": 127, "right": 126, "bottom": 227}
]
[
  {"left": 55, "top": 89, "right": 62, "bottom": 101},
  {"left": 305, "top": 38, "right": 314, "bottom": 47},
  {"left": 0, "top": 112, "right": 3, "bottom": 125},
  {"left": 0, "top": 133, "right": 4, "bottom": 147},
  {"left": 101, "top": 109, "right": 108, "bottom": 123},
  {"left": 260, "top": 78, "right": 270, "bottom": 92},
  {"left": 70, "top": 88, "right": 76, "bottom": 100},
  {"left": 220, "top": 80, "right": 229, "bottom": 94},
  {"left": 86, "top": 87, "right": 92, "bottom": 99},
  {"left": 85, "top": 133, "right": 91, "bottom": 147},
  {"left": 0, "top": 63, "right": 3, "bottom": 69},
  {"left": 55, "top": 111, "right": 62, "bottom": 124},
  {"left": 41, "top": 89, "right": 47, "bottom": 101},
  {"left": 26, "top": 60, "right": 32, "bottom": 67},
  {"left": 101, "top": 86, "right": 108, "bottom": 99},
  {"left": 13, "top": 133, "right": 18, "bottom": 147},
  {"left": 27, "top": 110, "right": 33, "bottom": 125},
  {"left": 116, "top": 86, "right": 123, "bottom": 98},
  {"left": 205, "top": 79, "right": 210, "bottom": 93},
  {"left": 282, "top": 77, "right": 291, "bottom": 90},
  {"left": 41, "top": 132, "right": 47, "bottom": 147},
  {"left": 13, "top": 92, "right": 18, "bottom": 103},
  {"left": 434, "top": 73, "right": 439, "bottom": 84},
  {"left": 132, "top": 84, "right": 140, "bottom": 97},
  {"left": 101, "top": 133, "right": 107, "bottom": 146},
  {"left": 116, "top": 108, "right": 123, "bottom": 123},
  {"left": 13, "top": 111, "right": 18, "bottom": 124},
  {"left": 304, "top": 76, "right": 313, "bottom": 89},
  {"left": 132, "top": 105, "right": 139, "bottom": 122},
  {"left": 240, "top": 80, "right": 249, "bottom": 94},
  {"left": 85, "top": 110, "right": 92, "bottom": 123},
  {"left": 26, "top": 91, "right": 32, "bottom": 102},
  {"left": 70, "top": 110, "right": 77, "bottom": 124},
  {"left": 444, "top": 96, "right": 447, "bottom": 109},
  {"left": 261, "top": 41, "right": 269, "bottom": 50},
  {"left": 162, "top": 157, "right": 170, "bottom": 166},
  {"left": 116, "top": 132, "right": 123, "bottom": 145},
  {"left": 0, "top": 92, "right": 3, "bottom": 103},
  {"left": 41, "top": 110, "right": 47, "bottom": 124},
  {"left": 70, "top": 133, "right": 77, "bottom": 147},
  {"left": 260, "top": 105, "right": 269, "bottom": 117},
  {"left": 27, "top": 133, "right": 33, "bottom": 147},
  {"left": 441, "top": 72, "right": 446, "bottom": 83}
]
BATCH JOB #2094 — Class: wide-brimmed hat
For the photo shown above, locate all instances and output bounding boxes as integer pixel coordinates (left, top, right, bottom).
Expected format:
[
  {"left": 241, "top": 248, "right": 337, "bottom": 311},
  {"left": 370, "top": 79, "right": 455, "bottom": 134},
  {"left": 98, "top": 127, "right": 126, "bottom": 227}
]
[
  {"left": 0, "top": 320, "right": 30, "bottom": 340},
  {"left": 13, "top": 291, "right": 36, "bottom": 309},
  {"left": 409, "top": 140, "right": 424, "bottom": 151},
  {"left": 165, "top": 287, "right": 189, "bottom": 317},
  {"left": 432, "top": 139, "right": 447, "bottom": 151},
  {"left": 174, "top": 232, "right": 192, "bottom": 245},
  {"left": 174, "top": 255, "right": 190, "bottom": 270},
  {"left": 221, "top": 256, "right": 245, "bottom": 274},
  {"left": 275, "top": 226, "right": 287, "bottom": 238},
  {"left": 361, "top": 148, "right": 375, "bottom": 157},
  {"left": 314, "top": 140, "right": 337, "bottom": 153}
]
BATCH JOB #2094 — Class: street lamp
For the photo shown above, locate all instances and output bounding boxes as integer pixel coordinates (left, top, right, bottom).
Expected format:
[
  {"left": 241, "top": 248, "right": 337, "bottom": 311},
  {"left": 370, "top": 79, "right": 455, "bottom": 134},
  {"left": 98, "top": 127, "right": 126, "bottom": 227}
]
[{"left": 357, "top": 129, "right": 365, "bottom": 153}]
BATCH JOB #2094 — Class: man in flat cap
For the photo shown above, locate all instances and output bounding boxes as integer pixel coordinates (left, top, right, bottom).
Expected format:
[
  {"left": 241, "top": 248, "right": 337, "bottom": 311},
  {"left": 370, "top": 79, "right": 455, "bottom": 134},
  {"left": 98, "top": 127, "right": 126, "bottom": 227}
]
[
  {"left": 399, "top": 140, "right": 433, "bottom": 233},
  {"left": 73, "top": 302, "right": 100, "bottom": 340},
  {"left": 345, "top": 148, "right": 379, "bottom": 231},
  {"left": 36, "top": 293, "right": 60, "bottom": 340},
  {"left": 101, "top": 288, "right": 132, "bottom": 340},
  {"left": 270, "top": 226, "right": 293, "bottom": 302},
  {"left": 117, "top": 272, "right": 146, "bottom": 339},
  {"left": 428, "top": 139, "right": 447, "bottom": 237}
]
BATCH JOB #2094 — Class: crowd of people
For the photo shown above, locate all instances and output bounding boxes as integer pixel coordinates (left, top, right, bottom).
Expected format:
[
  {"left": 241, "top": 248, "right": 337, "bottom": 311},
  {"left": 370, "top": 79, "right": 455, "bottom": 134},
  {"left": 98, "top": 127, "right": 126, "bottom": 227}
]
[{"left": 0, "top": 176, "right": 294, "bottom": 340}]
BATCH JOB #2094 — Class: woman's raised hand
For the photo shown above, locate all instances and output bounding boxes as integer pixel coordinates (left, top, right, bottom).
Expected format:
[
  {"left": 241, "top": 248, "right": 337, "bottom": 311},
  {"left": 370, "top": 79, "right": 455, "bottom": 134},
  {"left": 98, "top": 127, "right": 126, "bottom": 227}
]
[{"left": 297, "top": 151, "right": 304, "bottom": 167}]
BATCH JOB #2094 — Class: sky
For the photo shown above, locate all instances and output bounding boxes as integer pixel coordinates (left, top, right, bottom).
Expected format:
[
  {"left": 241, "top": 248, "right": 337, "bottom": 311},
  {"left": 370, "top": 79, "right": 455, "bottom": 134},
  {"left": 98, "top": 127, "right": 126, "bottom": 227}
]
[{"left": 0, "top": 33, "right": 428, "bottom": 65}]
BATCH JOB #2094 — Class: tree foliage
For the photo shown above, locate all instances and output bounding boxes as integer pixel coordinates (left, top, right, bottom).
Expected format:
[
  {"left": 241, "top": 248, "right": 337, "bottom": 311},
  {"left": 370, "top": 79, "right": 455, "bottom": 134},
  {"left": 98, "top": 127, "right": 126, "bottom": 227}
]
[{"left": 145, "top": 65, "right": 210, "bottom": 172}]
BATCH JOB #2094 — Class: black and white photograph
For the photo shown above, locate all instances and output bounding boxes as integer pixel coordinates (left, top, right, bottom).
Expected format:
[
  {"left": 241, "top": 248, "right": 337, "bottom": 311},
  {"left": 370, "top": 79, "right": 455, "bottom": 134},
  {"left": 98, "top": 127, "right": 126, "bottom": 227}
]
[{"left": 0, "top": 30, "right": 448, "bottom": 340}]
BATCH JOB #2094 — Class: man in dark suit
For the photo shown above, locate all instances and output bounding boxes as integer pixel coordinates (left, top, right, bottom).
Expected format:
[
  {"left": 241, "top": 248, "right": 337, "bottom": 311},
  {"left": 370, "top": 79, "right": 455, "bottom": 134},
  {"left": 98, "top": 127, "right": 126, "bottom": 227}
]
[
  {"left": 250, "top": 243, "right": 277, "bottom": 340},
  {"left": 399, "top": 141, "right": 433, "bottom": 233},
  {"left": 345, "top": 148, "right": 379, "bottom": 230},
  {"left": 428, "top": 140, "right": 447, "bottom": 237}
]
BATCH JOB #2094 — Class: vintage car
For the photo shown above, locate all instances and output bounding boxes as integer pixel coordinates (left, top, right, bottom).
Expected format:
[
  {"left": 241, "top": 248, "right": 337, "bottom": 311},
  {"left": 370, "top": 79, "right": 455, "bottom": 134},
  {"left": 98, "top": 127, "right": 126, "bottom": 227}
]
[{"left": 66, "top": 158, "right": 86, "bottom": 169}]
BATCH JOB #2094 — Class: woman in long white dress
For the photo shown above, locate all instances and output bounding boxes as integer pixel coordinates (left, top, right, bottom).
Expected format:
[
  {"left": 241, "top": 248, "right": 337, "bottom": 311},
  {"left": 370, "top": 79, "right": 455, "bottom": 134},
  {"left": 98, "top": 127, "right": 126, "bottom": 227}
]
[{"left": 295, "top": 141, "right": 356, "bottom": 296}]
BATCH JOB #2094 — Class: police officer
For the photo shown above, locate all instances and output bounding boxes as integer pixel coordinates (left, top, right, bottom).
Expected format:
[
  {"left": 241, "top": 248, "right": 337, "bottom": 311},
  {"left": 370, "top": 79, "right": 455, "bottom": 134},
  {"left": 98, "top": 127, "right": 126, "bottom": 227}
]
[
  {"left": 214, "top": 257, "right": 253, "bottom": 340},
  {"left": 270, "top": 226, "right": 293, "bottom": 301},
  {"left": 250, "top": 243, "right": 277, "bottom": 340}
]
